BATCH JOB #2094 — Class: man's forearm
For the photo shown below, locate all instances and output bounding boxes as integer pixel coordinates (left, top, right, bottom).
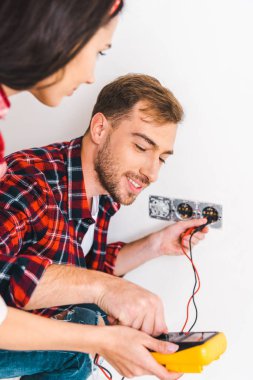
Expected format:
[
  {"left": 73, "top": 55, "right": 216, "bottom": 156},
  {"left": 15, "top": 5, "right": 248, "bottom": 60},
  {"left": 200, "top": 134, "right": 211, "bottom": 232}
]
[
  {"left": 114, "top": 233, "right": 161, "bottom": 276},
  {"left": 113, "top": 218, "right": 209, "bottom": 277},
  {"left": 25, "top": 264, "right": 115, "bottom": 310},
  {"left": 23, "top": 260, "right": 170, "bottom": 338}
]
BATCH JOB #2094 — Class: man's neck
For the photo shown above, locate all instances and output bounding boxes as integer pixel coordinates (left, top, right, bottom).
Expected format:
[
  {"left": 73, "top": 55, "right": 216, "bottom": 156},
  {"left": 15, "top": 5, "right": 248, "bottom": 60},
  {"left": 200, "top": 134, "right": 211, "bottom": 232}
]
[{"left": 81, "top": 136, "right": 108, "bottom": 208}]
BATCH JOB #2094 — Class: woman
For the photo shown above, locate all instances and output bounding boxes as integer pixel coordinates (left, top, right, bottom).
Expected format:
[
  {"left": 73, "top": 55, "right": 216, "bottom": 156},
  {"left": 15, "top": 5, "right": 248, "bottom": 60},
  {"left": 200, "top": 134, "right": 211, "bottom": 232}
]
[
  {"left": 0, "top": 2, "right": 181, "bottom": 380},
  {"left": 0, "top": 1, "right": 124, "bottom": 379}
]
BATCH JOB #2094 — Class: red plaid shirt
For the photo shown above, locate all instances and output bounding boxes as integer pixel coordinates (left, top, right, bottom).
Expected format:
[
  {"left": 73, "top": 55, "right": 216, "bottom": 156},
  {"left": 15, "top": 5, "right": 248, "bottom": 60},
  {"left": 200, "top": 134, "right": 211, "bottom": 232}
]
[{"left": 0, "top": 137, "right": 124, "bottom": 317}]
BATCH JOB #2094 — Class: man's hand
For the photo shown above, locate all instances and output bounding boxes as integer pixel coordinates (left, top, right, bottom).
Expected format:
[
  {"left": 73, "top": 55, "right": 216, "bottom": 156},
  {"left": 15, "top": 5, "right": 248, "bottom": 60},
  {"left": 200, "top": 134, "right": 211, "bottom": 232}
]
[
  {"left": 95, "top": 273, "right": 168, "bottom": 336},
  {"left": 97, "top": 325, "right": 183, "bottom": 380},
  {"left": 113, "top": 218, "right": 209, "bottom": 276},
  {"left": 25, "top": 265, "right": 167, "bottom": 336},
  {"left": 150, "top": 218, "right": 209, "bottom": 256}
]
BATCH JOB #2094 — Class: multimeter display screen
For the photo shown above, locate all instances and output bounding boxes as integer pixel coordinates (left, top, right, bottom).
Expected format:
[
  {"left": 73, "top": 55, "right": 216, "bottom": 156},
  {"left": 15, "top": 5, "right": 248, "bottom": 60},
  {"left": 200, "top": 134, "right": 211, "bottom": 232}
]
[
  {"left": 157, "top": 332, "right": 218, "bottom": 351},
  {"left": 168, "top": 332, "right": 216, "bottom": 343}
]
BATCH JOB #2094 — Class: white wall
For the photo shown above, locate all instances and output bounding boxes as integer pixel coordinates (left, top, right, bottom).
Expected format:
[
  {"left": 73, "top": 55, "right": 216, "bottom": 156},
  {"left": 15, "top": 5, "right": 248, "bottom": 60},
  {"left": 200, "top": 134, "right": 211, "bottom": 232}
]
[{"left": 2, "top": 1, "right": 253, "bottom": 379}]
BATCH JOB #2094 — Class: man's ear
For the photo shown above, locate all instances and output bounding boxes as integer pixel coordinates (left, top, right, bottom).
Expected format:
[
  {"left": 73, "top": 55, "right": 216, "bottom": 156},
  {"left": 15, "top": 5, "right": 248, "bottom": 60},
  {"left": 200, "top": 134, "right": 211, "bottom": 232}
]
[{"left": 89, "top": 113, "right": 110, "bottom": 145}]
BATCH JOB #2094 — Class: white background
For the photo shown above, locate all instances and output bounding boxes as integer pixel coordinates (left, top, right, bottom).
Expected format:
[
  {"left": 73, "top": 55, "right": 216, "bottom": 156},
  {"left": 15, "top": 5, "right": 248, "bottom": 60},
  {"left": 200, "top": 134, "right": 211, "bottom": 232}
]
[{"left": 2, "top": 1, "right": 253, "bottom": 379}]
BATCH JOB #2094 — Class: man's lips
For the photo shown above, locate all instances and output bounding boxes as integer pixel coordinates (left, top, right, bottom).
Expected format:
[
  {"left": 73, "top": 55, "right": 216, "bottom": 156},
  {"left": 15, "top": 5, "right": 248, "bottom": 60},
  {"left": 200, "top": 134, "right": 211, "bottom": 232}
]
[{"left": 126, "top": 176, "right": 147, "bottom": 193}]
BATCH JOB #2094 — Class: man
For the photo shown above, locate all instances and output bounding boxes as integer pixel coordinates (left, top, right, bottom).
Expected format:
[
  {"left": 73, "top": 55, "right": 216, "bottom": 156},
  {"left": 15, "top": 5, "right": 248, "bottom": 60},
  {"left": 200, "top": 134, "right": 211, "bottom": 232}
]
[{"left": 0, "top": 74, "right": 207, "bottom": 379}]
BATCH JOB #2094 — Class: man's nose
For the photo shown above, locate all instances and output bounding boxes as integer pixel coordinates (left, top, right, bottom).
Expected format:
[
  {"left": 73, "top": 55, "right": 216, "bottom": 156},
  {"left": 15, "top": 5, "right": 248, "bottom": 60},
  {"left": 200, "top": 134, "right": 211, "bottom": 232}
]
[{"left": 140, "top": 160, "right": 160, "bottom": 183}]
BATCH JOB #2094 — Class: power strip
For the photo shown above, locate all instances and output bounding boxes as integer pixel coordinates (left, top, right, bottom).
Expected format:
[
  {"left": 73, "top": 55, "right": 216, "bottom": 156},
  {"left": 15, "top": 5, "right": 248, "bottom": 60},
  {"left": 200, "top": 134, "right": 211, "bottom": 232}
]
[{"left": 149, "top": 196, "right": 222, "bottom": 228}]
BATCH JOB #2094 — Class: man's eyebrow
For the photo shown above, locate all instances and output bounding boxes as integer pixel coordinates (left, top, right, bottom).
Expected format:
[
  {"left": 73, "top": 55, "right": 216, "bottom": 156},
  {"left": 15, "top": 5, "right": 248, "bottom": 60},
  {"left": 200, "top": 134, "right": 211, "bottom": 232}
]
[
  {"left": 105, "top": 43, "right": 112, "bottom": 49},
  {"left": 132, "top": 133, "right": 174, "bottom": 155}
]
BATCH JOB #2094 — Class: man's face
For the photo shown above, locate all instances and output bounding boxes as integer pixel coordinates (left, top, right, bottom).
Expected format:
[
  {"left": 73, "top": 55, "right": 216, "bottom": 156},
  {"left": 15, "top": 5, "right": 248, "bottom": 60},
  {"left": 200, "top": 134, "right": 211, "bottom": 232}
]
[{"left": 94, "top": 102, "right": 178, "bottom": 205}]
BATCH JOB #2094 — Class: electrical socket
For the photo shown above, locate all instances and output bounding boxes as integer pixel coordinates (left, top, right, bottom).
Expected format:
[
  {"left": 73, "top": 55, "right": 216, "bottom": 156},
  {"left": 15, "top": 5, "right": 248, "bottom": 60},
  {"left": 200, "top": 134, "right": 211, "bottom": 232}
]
[{"left": 149, "top": 195, "right": 222, "bottom": 228}]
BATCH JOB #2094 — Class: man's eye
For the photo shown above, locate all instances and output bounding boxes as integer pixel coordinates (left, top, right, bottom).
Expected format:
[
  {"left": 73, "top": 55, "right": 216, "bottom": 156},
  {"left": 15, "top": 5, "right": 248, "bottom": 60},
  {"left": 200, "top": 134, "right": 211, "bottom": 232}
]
[
  {"left": 98, "top": 51, "right": 107, "bottom": 56},
  {"left": 135, "top": 144, "right": 146, "bottom": 152},
  {"left": 159, "top": 157, "right": 166, "bottom": 164}
]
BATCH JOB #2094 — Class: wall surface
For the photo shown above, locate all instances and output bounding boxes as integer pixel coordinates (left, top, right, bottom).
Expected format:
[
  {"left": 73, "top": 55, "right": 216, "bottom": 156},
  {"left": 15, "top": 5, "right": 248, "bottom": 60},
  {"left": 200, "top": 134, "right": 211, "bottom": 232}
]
[{"left": 2, "top": 1, "right": 253, "bottom": 379}]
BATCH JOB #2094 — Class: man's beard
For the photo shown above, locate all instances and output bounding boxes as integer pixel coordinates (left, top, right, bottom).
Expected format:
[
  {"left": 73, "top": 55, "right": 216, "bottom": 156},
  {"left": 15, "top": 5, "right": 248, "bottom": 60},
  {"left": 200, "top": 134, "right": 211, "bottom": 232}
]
[{"left": 94, "top": 135, "right": 148, "bottom": 205}]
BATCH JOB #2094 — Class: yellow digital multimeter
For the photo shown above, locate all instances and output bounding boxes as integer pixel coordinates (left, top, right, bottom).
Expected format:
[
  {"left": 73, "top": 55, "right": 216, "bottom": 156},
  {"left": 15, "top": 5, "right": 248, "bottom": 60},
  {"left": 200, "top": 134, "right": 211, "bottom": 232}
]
[{"left": 152, "top": 331, "right": 227, "bottom": 373}]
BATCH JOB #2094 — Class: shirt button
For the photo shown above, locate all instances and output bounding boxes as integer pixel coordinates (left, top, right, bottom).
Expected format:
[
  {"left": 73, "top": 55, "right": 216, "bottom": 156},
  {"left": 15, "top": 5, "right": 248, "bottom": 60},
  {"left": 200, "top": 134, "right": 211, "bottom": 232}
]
[{"left": 78, "top": 237, "right": 82, "bottom": 242}]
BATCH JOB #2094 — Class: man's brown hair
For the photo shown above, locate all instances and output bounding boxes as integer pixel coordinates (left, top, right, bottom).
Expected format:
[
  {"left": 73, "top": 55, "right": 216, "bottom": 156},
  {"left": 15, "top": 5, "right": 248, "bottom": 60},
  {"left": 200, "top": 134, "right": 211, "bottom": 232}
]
[{"left": 91, "top": 73, "right": 184, "bottom": 126}]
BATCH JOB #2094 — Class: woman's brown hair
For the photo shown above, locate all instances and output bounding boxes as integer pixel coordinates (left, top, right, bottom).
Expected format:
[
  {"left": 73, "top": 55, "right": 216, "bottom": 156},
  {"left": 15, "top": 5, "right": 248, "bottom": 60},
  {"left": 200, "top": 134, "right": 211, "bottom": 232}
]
[{"left": 0, "top": 0, "right": 123, "bottom": 90}]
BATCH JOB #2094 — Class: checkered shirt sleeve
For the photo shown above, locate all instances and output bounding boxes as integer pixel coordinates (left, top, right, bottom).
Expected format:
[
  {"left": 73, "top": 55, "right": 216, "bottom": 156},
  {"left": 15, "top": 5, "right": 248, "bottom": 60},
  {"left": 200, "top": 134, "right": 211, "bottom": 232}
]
[{"left": 0, "top": 174, "right": 52, "bottom": 308}]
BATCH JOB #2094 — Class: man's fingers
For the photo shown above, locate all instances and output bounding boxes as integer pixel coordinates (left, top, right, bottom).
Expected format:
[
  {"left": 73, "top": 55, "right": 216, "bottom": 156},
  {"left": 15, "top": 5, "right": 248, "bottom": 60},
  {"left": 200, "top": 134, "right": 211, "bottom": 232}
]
[
  {"left": 180, "top": 218, "right": 207, "bottom": 230},
  {"left": 140, "top": 309, "right": 156, "bottom": 335},
  {"left": 131, "top": 314, "right": 146, "bottom": 331},
  {"left": 182, "top": 237, "right": 197, "bottom": 246},
  {"left": 182, "top": 232, "right": 206, "bottom": 245},
  {"left": 153, "top": 306, "right": 169, "bottom": 336},
  {"left": 191, "top": 232, "right": 206, "bottom": 240}
]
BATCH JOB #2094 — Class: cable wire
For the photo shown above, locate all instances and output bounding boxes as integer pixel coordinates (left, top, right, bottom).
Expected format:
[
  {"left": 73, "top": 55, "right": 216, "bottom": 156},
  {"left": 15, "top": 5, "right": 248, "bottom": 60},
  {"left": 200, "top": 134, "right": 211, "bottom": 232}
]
[
  {"left": 180, "top": 225, "right": 205, "bottom": 332},
  {"left": 94, "top": 354, "right": 113, "bottom": 380},
  {"left": 94, "top": 354, "right": 126, "bottom": 380},
  {"left": 188, "top": 230, "right": 199, "bottom": 332}
]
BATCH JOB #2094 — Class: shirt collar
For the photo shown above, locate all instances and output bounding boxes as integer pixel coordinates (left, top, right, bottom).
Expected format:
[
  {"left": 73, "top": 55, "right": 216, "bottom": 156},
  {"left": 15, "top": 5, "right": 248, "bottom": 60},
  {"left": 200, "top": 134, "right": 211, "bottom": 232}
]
[
  {"left": 67, "top": 136, "right": 120, "bottom": 220},
  {"left": 0, "top": 86, "right": 11, "bottom": 119}
]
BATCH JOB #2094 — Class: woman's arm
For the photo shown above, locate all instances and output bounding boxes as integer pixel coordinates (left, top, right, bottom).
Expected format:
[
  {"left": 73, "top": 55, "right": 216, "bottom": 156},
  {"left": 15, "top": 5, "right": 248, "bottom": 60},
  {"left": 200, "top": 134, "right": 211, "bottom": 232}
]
[
  {"left": 0, "top": 305, "right": 180, "bottom": 380},
  {"left": 0, "top": 305, "right": 99, "bottom": 353}
]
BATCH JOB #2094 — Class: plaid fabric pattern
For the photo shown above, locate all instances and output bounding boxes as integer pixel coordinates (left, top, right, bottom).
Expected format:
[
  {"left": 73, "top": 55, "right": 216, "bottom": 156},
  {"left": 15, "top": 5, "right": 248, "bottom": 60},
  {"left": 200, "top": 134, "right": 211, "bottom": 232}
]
[{"left": 0, "top": 137, "right": 124, "bottom": 317}]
